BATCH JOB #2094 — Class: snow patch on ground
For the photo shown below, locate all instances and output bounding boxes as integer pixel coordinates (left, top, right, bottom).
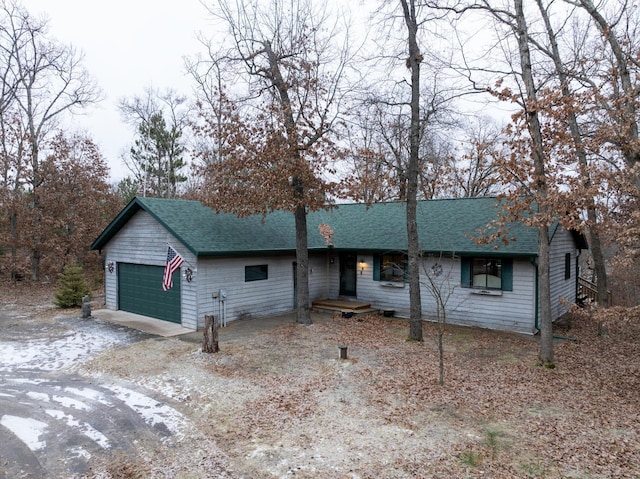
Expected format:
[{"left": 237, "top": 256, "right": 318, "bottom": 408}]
[
  {"left": 45, "top": 409, "right": 111, "bottom": 449},
  {"left": 0, "top": 415, "right": 48, "bottom": 451},
  {"left": 51, "top": 394, "right": 92, "bottom": 411},
  {"left": 63, "top": 386, "right": 114, "bottom": 407},
  {"left": 106, "top": 384, "right": 190, "bottom": 441},
  {"left": 0, "top": 328, "right": 125, "bottom": 372}
]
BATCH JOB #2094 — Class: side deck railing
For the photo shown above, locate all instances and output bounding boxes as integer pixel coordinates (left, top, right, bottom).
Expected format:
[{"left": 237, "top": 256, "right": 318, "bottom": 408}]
[{"left": 578, "top": 277, "right": 612, "bottom": 306}]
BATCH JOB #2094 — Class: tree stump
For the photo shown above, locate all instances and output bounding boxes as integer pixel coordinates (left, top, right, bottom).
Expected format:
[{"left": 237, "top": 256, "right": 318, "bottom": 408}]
[
  {"left": 81, "top": 295, "right": 91, "bottom": 319},
  {"left": 202, "top": 314, "right": 219, "bottom": 353}
]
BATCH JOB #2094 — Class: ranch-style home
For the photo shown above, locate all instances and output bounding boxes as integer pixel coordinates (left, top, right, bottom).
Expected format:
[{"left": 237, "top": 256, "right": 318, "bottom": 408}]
[{"left": 90, "top": 196, "right": 588, "bottom": 335}]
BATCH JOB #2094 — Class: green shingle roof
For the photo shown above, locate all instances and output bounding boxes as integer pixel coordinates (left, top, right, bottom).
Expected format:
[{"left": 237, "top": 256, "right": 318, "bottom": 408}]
[{"left": 90, "top": 196, "right": 541, "bottom": 257}]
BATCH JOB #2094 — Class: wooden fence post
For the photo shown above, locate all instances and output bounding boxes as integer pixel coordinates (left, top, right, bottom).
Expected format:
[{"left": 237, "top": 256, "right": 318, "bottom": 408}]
[{"left": 202, "top": 314, "right": 219, "bottom": 353}]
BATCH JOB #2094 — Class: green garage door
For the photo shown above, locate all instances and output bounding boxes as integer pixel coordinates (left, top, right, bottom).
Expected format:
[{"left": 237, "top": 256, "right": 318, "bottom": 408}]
[{"left": 117, "top": 263, "right": 181, "bottom": 324}]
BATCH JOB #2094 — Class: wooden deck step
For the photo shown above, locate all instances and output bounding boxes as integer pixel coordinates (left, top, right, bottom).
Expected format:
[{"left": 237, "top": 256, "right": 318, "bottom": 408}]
[{"left": 311, "top": 299, "right": 378, "bottom": 315}]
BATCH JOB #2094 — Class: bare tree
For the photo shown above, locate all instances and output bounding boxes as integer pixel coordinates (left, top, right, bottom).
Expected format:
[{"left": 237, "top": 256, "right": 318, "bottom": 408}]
[
  {"left": 527, "top": 0, "right": 610, "bottom": 306},
  {"left": 399, "top": 0, "right": 425, "bottom": 341},
  {"left": 422, "top": 255, "right": 459, "bottom": 385},
  {"left": 186, "top": 42, "right": 240, "bottom": 170},
  {"left": 428, "top": 0, "right": 558, "bottom": 364},
  {"left": 342, "top": 92, "right": 455, "bottom": 203},
  {"left": 446, "top": 118, "right": 505, "bottom": 198},
  {"left": 491, "top": 0, "right": 555, "bottom": 366},
  {"left": 573, "top": 0, "right": 640, "bottom": 171},
  {"left": 193, "top": 0, "right": 353, "bottom": 325},
  {"left": 0, "top": 1, "right": 101, "bottom": 280}
]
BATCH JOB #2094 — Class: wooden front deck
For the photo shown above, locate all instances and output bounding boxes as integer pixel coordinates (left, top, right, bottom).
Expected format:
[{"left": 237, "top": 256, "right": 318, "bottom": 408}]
[{"left": 311, "top": 299, "right": 379, "bottom": 315}]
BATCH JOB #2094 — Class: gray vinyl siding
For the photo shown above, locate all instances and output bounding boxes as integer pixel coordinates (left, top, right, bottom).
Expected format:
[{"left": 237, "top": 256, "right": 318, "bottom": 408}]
[
  {"left": 309, "top": 254, "right": 330, "bottom": 301},
  {"left": 194, "top": 253, "right": 331, "bottom": 329},
  {"left": 100, "top": 211, "right": 197, "bottom": 329},
  {"left": 549, "top": 226, "right": 578, "bottom": 320},
  {"left": 327, "top": 252, "right": 341, "bottom": 298},
  {"left": 353, "top": 255, "right": 537, "bottom": 334},
  {"left": 195, "top": 255, "right": 295, "bottom": 329}
]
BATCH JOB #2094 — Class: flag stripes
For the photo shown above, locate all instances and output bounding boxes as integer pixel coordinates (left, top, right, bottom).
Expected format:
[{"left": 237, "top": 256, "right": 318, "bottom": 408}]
[{"left": 162, "top": 246, "right": 184, "bottom": 291}]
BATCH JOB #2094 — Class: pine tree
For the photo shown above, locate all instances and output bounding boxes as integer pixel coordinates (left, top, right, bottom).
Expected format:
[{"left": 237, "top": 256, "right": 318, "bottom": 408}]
[{"left": 54, "top": 263, "right": 89, "bottom": 308}]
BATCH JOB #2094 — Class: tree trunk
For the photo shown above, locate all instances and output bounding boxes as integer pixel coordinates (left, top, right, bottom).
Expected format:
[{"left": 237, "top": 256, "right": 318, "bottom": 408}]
[
  {"left": 514, "top": 0, "right": 554, "bottom": 366},
  {"left": 438, "top": 327, "right": 444, "bottom": 386},
  {"left": 202, "top": 314, "right": 219, "bottom": 353},
  {"left": 295, "top": 204, "right": 312, "bottom": 325},
  {"left": 587, "top": 214, "right": 609, "bottom": 307},
  {"left": 9, "top": 207, "right": 19, "bottom": 281},
  {"left": 262, "top": 40, "right": 313, "bottom": 326},
  {"left": 537, "top": 224, "right": 554, "bottom": 366},
  {"left": 401, "top": 0, "right": 423, "bottom": 342},
  {"left": 30, "top": 204, "right": 41, "bottom": 282},
  {"left": 535, "top": 0, "right": 609, "bottom": 307}
]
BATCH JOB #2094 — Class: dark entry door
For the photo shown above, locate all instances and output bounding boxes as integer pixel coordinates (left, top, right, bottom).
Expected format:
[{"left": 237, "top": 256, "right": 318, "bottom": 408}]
[{"left": 339, "top": 253, "right": 357, "bottom": 297}]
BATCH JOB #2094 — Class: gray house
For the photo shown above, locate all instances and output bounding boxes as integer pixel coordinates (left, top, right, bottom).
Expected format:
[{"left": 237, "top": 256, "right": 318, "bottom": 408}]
[{"left": 90, "top": 196, "right": 587, "bottom": 334}]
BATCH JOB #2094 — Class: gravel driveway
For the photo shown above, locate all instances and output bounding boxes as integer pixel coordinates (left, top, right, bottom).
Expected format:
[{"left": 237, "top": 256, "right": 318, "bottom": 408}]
[{"left": 0, "top": 310, "right": 192, "bottom": 478}]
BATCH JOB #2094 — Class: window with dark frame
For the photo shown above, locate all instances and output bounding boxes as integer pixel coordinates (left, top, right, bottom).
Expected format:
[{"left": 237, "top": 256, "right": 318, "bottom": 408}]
[
  {"left": 245, "top": 264, "right": 268, "bottom": 282},
  {"left": 380, "top": 254, "right": 407, "bottom": 282},
  {"left": 471, "top": 258, "right": 502, "bottom": 289},
  {"left": 564, "top": 253, "right": 571, "bottom": 280}
]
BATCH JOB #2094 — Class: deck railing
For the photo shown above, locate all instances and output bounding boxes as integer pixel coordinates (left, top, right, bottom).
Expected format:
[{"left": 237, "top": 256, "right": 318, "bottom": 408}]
[{"left": 578, "top": 277, "right": 612, "bottom": 306}]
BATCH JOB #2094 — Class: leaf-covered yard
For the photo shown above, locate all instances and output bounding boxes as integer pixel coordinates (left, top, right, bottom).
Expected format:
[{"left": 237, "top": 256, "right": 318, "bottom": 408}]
[{"left": 82, "top": 306, "right": 640, "bottom": 478}]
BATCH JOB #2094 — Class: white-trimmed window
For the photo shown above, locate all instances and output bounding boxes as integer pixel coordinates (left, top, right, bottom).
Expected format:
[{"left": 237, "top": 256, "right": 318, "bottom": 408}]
[{"left": 461, "top": 257, "right": 513, "bottom": 291}]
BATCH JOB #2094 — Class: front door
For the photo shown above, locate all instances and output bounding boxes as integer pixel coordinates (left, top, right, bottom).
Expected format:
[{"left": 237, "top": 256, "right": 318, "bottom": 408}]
[{"left": 339, "top": 253, "right": 357, "bottom": 297}]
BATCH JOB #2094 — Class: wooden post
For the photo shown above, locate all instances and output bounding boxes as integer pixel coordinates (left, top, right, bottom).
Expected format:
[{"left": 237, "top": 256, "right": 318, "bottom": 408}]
[
  {"left": 81, "top": 295, "right": 91, "bottom": 319},
  {"left": 202, "top": 314, "right": 219, "bottom": 353},
  {"left": 338, "top": 346, "right": 348, "bottom": 360}
]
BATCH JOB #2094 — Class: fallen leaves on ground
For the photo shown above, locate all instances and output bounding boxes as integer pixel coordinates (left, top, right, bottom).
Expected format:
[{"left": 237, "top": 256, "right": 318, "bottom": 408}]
[
  {"left": 10, "top": 281, "right": 638, "bottom": 478},
  {"left": 121, "top": 309, "right": 639, "bottom": 479}
]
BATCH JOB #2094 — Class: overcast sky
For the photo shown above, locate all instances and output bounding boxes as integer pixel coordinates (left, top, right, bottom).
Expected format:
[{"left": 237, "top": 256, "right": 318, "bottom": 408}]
[{"left": 23, "top": 0, "right": 214, "bottom": 182}]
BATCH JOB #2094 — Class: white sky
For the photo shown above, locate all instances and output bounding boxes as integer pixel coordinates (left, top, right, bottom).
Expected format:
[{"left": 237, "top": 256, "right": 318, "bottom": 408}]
[{"left": 23, "top": 0, "right": 215, "bottom": 182}]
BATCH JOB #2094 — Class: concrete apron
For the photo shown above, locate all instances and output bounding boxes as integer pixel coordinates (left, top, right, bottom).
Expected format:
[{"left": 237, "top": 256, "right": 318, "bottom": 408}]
[
  {"left": 91, "top": 309, "right": 327, "bottom": 341},
  {"left": 92, "top": 309, "right": 194, "bottom": 337}
]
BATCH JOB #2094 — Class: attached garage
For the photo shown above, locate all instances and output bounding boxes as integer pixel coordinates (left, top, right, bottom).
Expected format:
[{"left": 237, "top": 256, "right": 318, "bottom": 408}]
[{"left": 117, "top": 263, "right": 181, "bottom": 324}]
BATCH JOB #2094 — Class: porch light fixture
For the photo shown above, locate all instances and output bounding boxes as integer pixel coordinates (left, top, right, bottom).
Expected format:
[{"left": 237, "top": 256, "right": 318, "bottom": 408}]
[{"left": 358, "top": 260, "right": 367, "bottom": 275}]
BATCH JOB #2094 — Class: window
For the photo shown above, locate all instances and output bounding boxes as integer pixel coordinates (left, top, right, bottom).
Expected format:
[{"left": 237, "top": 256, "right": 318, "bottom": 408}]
[
  {"left": 564, "top": 253, "right": 571, "bottom": 280},
  {"left": 461, "top": 257, "right": 513, "bottom": 291},
  {"left": 472, "top": 258, "right": 502, "bottom": 289},
  {"left": 373, "top": 254, "right": 408, "bottom": 282},
  {"left": 380, "top": 254, "right": 407, "bottom": 282},
  {"left": 245, "top": 264, "right": 268, "bottom": 282}
]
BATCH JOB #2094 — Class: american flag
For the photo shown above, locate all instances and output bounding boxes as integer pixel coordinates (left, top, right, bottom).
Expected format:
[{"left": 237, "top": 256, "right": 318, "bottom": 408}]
[{"left": 162, "top": 246, "right": 184, "bottom": 291}]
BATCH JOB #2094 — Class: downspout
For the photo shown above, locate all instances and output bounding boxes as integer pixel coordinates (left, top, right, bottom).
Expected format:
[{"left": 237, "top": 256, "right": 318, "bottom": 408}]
[
  {"left": 575, "top": 249, "right": 581, "bottom": 303},
  {"left": 530, "top": 256, "right": 539, "bottom": 332},
  {"left": 100, "top": 251, "right": 106, "bottom": 308}
]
